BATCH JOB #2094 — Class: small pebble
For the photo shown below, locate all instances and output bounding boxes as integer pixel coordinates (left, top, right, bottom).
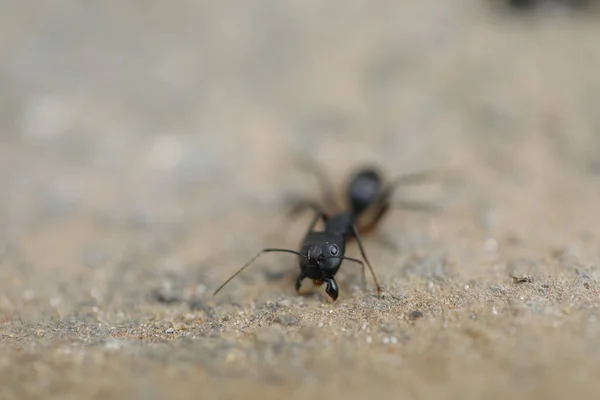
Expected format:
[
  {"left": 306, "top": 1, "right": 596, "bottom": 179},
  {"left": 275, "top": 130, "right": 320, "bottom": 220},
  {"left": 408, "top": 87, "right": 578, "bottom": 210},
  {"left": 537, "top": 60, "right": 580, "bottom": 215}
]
[
  {"left": 489, "top": 285, "right": 505, "bottom": 294},
  {"left": 273, "top": 314, "right": 299, "bottom": 326},
  {"left": 366, "top": 336, "right": 372, "bottom": 343},
  {"left": 165, "top": 327, "right": 175, "bottom": 334},
  {"left": 276, "top": 299, "right": 291, "bottom": 308},
  {"left": 409, "top": 310, "right": 424, "bottom": 320},
  {"left": 189, "top": 299, "right": 208, "bottom": 311},
  {"left": 512, "top": 276, "right": 534, "bottom": 284},
  {"left": 183, "top": 313, "right": 196, "bottom": 322},
  {"left": 151, "top": 286, "right": 181, "bottom": 305}
]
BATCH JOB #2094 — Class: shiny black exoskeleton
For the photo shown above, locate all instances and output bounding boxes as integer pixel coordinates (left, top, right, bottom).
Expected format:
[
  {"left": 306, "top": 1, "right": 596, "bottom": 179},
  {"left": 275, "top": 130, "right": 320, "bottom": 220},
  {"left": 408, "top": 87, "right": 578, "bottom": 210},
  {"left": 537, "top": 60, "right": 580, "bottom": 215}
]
[
  {"left": 293, "top": 211, "right": 371, "bottom": 301},
  {"left": 503, "top": 0, "right": 591, "bottom": 11},
  {"left": 212, "top": 201, "right": 380, "bottom": 301},
  {"left": 286, "top": 163, "right": 444, "bottom": 300},
  {"left": 213, "top": 160, "right": 445, "bottom": 301},
  {"left": 347, "top": 168, "right": 383, "bottom": 216},
  {"left": 213, "top": 164, "right": 388, "bottom": 301},
  {"left": 344, "top": 165, "right": 441, "bottom": 237}
]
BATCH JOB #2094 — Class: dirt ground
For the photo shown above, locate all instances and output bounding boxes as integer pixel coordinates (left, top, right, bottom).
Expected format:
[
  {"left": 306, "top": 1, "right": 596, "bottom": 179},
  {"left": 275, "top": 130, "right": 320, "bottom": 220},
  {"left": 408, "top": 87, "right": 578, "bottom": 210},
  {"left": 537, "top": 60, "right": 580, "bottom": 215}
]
[{"left": 2, "top": 1, "right": 600, "bottom": 399}]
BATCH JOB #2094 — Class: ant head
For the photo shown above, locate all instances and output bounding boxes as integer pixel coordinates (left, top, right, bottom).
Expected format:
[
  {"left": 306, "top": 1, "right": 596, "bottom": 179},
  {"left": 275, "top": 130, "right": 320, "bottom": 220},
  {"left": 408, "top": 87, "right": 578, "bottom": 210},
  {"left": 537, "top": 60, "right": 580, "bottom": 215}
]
[{"left": 303, "top": 240, "right": 343, "bottom": 272}]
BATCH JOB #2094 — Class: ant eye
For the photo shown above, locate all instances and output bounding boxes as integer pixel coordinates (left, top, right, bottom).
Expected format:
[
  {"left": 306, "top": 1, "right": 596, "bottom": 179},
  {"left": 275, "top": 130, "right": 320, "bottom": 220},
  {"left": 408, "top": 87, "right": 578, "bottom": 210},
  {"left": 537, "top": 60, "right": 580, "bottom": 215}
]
[{"left": 329, "top": 244, "right": 339, "bottom": 256}]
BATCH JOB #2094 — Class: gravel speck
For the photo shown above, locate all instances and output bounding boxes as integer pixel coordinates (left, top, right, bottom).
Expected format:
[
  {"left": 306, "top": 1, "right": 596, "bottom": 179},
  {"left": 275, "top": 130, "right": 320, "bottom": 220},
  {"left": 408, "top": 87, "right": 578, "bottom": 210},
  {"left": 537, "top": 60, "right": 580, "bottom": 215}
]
[
  {"left": 273, "top": 314, "right": 300, "bottom": 326},
  {"left": 189, "top": 299, "right": 209, "bottom": 312},
  {"left": 409, "top": 310, "right": 424, "bottom": 320},
  {"left": 276, "top": 299, "right": 291, "bottom": 308},
  {"left": 151, "top": 288, "right": 182, "bottom": 305}
]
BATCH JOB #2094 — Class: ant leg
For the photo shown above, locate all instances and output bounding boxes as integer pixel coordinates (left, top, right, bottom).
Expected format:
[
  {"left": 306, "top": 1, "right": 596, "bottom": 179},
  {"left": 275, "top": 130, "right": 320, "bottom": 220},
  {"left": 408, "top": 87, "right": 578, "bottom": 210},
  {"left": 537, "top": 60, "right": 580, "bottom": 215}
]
[
  {"left": 356, "top": 167, "right": 448, "bottom": 236},
  {"left": 324, "top": 277, "right": 339, "bottom": 301},
  {"left": 294, "top": 156, "right": 339, "bottom": 212},
  {"left": 392, "top": 199, "right": 442, "bottom": 214},
  {"left": 357, "top": 202, "right": 390, "bottom": 237},
  {"left": 376, "top": 167, "right": 456, "bottom": 216},
  {"left": 360, "top": 263, "right": 366, "bottom": 289},
  {"left": 301, "top": 206, "right": 329, "bottom": 239},
  {"left": 384, "top": 168, "right": 447, "bottom": 189},
  {"left": 357, "top": 195, "right": 440, "bottom": 248},
  {"left": 295, "top": 273, "right": 306, "bottom": 292},
  {"left": 350, "top": 223, "right": 383, "bottom": 297},
  {"left": 285, "top": 196, "right": 329, "bottom": 220}
]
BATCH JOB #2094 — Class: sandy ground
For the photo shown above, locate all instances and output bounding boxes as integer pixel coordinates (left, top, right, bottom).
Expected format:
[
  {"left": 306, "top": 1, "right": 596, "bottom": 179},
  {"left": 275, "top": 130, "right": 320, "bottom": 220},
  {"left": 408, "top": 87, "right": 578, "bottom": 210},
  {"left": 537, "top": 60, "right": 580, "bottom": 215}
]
[{"left": 2, "top": 1, "right": 600, "bottom": 399}]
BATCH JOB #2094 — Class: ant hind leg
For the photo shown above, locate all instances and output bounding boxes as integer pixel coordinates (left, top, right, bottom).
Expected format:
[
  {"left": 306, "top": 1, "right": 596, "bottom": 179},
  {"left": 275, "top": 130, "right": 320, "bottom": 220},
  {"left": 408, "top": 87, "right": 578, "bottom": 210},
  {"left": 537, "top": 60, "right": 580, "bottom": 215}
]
[
  {"left": 293, "top": 155, "right": 339, "bottom": 212},
  {"left": 285, "top": 196, "right": 330, "bottom": 221}
]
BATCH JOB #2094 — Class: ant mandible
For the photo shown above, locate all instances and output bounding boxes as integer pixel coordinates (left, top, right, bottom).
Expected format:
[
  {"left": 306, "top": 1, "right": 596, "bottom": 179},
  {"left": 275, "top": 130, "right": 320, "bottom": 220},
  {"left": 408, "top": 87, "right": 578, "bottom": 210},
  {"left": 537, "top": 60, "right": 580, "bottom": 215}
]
[{"left": 213, "top": 160, "right": 442, "bottom": 301}]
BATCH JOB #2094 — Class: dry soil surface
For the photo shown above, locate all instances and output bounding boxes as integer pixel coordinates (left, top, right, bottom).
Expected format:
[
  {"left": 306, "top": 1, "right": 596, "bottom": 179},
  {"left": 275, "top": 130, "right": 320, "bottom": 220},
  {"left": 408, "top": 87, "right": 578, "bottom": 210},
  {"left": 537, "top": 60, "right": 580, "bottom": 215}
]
[{"left": 2, "top": 1, "right": 600, "bottom": 399}]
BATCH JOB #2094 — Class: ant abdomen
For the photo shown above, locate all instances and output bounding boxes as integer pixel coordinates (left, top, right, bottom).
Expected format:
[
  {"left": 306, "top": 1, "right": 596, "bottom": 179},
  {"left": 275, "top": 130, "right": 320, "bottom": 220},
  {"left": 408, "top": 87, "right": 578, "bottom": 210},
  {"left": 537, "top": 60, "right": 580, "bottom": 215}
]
[{"left": 346, "top": 167, "right": 384, "bottom": 217}]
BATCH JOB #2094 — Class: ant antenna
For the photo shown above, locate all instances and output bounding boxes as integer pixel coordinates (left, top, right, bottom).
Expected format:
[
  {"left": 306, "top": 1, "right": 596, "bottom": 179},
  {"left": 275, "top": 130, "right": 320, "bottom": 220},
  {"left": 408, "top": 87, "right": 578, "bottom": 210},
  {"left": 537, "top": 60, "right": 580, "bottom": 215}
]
[{"left": 213, "top": 248, "right": 307, "bottom": 296}]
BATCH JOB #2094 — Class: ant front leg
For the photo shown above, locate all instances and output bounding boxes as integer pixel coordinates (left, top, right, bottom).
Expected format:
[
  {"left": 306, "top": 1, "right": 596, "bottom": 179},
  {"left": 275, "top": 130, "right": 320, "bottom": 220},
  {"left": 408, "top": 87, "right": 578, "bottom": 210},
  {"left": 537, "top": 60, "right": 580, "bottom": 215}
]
[
  {"left": 351, "top": 223, "right": 383, "bottom": 297},
  {"left": 295, "top": 273, "right": 306, "bottom": 292}
]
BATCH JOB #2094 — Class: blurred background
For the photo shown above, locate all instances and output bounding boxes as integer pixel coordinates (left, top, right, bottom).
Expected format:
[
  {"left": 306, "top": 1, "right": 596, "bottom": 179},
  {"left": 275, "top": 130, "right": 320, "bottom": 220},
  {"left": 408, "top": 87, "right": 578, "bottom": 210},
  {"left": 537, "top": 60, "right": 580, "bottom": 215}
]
[
  {"left": 2, "top": 0, "right": 600, "bottom": 398},
  {"left": 2, "top": 0, "right": 600, "bottom": 274}
]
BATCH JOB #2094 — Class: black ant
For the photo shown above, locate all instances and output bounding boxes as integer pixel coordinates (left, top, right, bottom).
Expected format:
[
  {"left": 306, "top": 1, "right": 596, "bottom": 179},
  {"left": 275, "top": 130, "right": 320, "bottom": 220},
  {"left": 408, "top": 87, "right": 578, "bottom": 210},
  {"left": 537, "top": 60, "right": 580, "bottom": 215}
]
[
  {"left": 212, "top": 203, "right": 379, "bottom": 301},
  {"left": 287, "top": 161, "right": 444, "bottom": 245},
  {"left": 498, "top": 0, "right": 591, "bottom": 11},
  {"left": 213, "top": 161, "right": 444, "bottom": 301}
]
